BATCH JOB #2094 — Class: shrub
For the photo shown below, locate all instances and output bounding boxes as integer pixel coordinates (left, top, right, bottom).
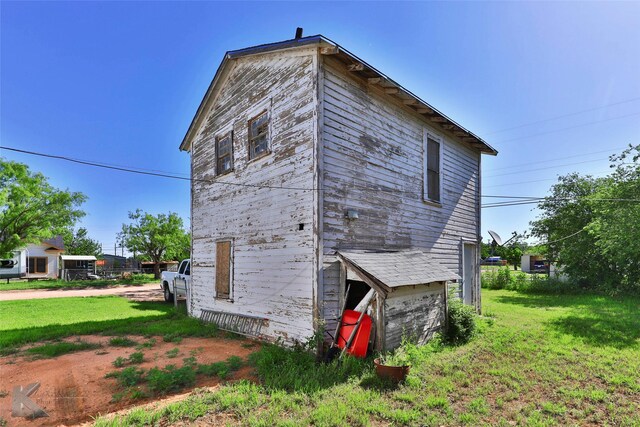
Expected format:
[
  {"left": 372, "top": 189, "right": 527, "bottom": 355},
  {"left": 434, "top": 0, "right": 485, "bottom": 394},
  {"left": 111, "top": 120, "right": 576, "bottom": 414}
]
[
  {"left": 146, "top": 365, "right": 196, "bottom": 395},
  {"left": 444, "top": 299, "right": 477, "bottom": 345},
  {"left": 105, "top": 366, "right": 145, "bottom": 388}
]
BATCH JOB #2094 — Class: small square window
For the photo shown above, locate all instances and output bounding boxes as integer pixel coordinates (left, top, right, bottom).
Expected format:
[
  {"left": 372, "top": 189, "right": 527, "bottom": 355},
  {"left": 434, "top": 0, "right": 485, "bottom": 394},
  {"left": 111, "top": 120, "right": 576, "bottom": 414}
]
[
  {"left": 216, "top": 131, "right": 233, "bottom": 175},
  {"left": 248, "top": 111, "right": 269, "bottom": 160}
]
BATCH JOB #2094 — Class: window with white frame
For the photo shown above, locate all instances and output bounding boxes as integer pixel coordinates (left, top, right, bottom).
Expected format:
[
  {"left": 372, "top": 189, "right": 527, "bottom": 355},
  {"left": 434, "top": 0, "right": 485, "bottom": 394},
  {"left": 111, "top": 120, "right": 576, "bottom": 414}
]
[
  {"left": 423, "top": 133, "right": 442, "bottom": 203},
  {"left": 215, "top": 131, "right": 233, "bottom": 175},
  {"left": 248, "top": 111, "right": 269, "bottom": 160}
]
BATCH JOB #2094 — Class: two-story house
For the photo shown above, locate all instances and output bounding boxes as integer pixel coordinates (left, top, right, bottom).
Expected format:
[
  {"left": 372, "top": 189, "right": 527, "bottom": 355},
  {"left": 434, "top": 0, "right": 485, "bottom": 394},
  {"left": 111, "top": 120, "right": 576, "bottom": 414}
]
[{"left": 179, "top": 33, "right": 497, "bottom": 350}]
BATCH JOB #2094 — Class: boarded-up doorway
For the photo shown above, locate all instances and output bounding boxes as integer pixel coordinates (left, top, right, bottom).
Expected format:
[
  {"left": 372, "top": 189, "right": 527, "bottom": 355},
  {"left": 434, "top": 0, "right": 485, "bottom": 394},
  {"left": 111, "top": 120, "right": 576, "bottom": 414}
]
[{"left": 462, "top": 243, "right": 476, "bottom": 305}]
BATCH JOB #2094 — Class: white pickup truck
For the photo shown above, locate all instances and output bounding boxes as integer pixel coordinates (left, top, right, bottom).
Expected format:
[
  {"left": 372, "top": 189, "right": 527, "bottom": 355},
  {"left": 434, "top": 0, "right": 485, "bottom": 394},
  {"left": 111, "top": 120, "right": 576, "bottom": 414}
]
[{"left": 160, "top": 259, "right": 190, "bottom": 303}]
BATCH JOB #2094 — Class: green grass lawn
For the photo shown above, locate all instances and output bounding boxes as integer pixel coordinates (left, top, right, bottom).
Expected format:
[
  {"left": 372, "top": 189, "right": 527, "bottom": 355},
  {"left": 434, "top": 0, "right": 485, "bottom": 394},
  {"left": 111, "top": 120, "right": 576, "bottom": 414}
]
[
  {"left": 0, "top": 274, "right": 156, "bottom": 291},
  {"left": 97, "top": 289, "right": 640, "bottom": 427},
  {"left": 0, "top": 296, "right": 218, "bottom": 349}
]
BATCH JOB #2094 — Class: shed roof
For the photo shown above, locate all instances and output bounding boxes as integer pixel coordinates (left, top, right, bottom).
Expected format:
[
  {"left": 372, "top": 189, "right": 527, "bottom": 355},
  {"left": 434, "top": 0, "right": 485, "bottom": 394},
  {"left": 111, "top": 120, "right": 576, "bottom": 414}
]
[
  {"left": 337, "top": 250, "right": 460, "bottom": 295},
  {"left": 179, "top": 35, "right": 497, "bottom": 156},
  {"left": 60, "top": 255, "right": 97, "bottom": 261}
]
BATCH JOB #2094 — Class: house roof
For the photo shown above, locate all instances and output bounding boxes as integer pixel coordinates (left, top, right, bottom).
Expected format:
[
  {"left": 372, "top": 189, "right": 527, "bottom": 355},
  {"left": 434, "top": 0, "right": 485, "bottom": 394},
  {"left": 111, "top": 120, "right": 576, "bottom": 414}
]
[
  {"left": 43, "top": 236, "right": 65, "bottom": 251},
  {"left": 61, "top": 255, "right": 97, "bottom": 261},
  {"left": 337, "top": 249, "right": 460, "bottom": 296},
  {"left": 179, "top": 35, "right": 497, "bottom": 156}
]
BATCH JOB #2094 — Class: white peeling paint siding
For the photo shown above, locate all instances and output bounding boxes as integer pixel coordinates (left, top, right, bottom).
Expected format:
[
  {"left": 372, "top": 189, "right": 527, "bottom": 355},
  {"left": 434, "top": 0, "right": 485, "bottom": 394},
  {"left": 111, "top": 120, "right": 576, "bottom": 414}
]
[
  {"left": 320, "top": 57, "right": 481, "bottom": 338},
  {"left": 189, "top": 48, "right": 317, "bottom": 344},
  {"left": 384, "top": 283, "right": 445, "bottom": 349}
]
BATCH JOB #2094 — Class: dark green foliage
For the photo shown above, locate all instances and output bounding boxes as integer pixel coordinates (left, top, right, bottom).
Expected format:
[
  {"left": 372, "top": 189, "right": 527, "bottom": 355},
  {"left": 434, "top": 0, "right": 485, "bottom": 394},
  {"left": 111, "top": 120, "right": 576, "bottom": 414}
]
[
  {"left": 26, "top": 341, "right": 101, "bottom": 358},
  {"left": 109, "top": 336, "right": 137, "bottom": 347},
  {"left": 163, "top": 333, "right": 183, "bottom": 344},
  {"left": 128, "top": 351, "right": 144, "bottom": 364},
  {"left": 165, "top": 348, "right": 179, "bottom": 358},
  {"left": 531, "top": 144, "right": 640, "bottom": 293},
  {"left": 445, "top": 300, "right": 477, "bottom": 345},
  {"left": 0, "top": 159, "right": 86, "bottom": 258},
  {"left": 113, "top": 356, "right": 126, "bottom": 368},
  {"left": 106, "top": 366, "right": 145, "bottom": 388},
  {"left": 248, "top": 343, "right": 369, "bottom": 393},
  {"left": 146, "top": 365, "right": 196, "bottom": 395}
]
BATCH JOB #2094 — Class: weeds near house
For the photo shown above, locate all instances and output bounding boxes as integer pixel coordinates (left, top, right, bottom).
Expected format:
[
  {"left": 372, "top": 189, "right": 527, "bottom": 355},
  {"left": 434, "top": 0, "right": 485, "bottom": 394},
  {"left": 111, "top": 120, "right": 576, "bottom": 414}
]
[
  {"left": 105, "top": 355, "right": 244, "bottom": 401},
  {"left": 444, "top": 299, "right": 477, "bottom": 345},
  {"left": 109, "top": 336, "right": 137, "bottom": 347},
  {"left": 112, "top": 351, "right": 145, "bottom": 368},
  {"left": 165, "top": 348, "right": 180, "bottom": 358},
  {"left": 26, "top": 340, "right": 101, "bottom": 358},
  {"left": 135, "top": 338, "right": 157, "bottom": 350}
]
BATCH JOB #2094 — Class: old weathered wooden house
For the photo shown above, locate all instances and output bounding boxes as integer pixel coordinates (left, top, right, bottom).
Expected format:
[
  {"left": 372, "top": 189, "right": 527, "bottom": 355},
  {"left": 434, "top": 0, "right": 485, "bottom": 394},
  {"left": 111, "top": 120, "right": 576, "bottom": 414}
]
[{"left": 180, "top": 34, "right": 497, "bottom": 350}]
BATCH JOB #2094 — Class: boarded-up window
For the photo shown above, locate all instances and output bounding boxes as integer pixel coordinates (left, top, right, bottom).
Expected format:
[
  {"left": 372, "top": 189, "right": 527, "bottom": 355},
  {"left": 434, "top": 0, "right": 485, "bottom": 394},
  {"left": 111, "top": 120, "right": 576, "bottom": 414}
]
[
  {"left": 425, "top": 136, "right": 441, "bottom": 203},
  {"left": 28, "top": 257, "right": 47, "bottom": 274},
  {"left": 248, "top": 111, "right": 269, "bottom": 160},
  {"left": 216, "top": 131, "right": 233, "bottom": 175},
  {"left": 215, "top": 241, "right": 232, "bottom": 299}
]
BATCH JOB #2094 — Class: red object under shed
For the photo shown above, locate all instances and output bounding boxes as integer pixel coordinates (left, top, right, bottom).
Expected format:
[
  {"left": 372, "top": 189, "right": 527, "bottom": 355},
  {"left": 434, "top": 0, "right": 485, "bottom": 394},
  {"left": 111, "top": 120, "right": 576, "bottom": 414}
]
[{"left": 336, "top": 309, "right": 372, "bottom": 358}]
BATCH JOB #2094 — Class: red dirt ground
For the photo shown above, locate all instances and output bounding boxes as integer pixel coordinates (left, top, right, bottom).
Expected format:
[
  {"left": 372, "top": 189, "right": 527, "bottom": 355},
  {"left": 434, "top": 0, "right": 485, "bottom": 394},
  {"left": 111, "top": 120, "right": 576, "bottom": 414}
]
[{"left": 0, "top": 335, "right": 258, "bottom": 427}]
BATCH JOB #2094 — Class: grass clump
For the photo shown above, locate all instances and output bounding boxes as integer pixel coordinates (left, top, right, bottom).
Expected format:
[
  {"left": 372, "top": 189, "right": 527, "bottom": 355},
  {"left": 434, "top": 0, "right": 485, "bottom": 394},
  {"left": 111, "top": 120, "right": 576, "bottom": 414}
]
[
  {"left": 112, "top": 351, "right": 145, "bottom": 368},
  {"left": 26, "top": 340, "right": 101, "bottom": 358},
  {"left": 165, "top": 348, "right": 180, "bottom": 358},
  {"left": 109, "top": 336, "right": 137, "bottom": 347}
]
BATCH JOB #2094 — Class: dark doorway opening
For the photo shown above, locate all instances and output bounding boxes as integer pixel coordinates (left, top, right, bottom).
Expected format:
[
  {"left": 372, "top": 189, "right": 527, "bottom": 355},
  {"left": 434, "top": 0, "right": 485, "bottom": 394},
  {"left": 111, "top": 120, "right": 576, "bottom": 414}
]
[{"left": 345, "top": 280, "right": 370, "bottom": 310}]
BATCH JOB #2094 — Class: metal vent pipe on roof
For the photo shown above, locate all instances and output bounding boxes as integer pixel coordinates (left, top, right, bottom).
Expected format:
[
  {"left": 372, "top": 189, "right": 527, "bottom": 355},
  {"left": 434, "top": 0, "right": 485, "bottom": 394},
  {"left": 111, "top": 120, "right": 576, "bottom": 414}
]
[{"left": 295, "top": 27, "right": 303, "bottom": 39}]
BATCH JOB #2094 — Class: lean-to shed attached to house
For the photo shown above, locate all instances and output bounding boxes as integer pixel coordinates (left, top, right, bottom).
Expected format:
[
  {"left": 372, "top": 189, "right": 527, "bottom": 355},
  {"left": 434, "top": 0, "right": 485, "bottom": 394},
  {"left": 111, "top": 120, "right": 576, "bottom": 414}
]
[{"left": 180, "top": 33, "right": 497, "bottom": 351}]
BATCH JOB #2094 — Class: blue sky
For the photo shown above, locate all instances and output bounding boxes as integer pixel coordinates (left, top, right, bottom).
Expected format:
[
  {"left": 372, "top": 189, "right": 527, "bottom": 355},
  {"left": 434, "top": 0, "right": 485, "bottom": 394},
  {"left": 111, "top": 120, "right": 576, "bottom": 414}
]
[{"left": 2, "top": 1, "right": 639, "bottom": 254}]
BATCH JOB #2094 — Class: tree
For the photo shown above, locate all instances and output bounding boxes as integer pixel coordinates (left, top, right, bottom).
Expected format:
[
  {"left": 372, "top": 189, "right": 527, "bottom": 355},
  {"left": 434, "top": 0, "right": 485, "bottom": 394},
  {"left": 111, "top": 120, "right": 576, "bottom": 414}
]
[
  {"left": 62, "top": 227, "right": 102, "bottom": 257},
  {"left": 118, "top": 209, "right": 190, "bottom": 278},
  {"left": 530, "top": 144, "right": 640, "bottom": 291},
  {"left": 0, "top": 159, "right": 86, "bottom": 258}
]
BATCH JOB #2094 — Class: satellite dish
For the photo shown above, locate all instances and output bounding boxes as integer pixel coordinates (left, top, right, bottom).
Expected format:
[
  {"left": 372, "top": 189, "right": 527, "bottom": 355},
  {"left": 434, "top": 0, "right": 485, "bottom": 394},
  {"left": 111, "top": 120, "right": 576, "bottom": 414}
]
[{"left": 488, "top": 230, "right": 503, "bottom": 246}]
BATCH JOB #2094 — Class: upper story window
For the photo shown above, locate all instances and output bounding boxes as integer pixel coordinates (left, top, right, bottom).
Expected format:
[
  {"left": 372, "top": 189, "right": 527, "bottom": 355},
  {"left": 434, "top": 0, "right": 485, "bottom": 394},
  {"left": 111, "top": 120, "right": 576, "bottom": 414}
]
[
  {"left": 215, "top": 131, "right": 233, "bottom": 175},
  {"left": 248, "top": 111, "right": 269, "bottom": 160},
  {"left": 423, "top": 133, "right": 442, "bottom": 204}
]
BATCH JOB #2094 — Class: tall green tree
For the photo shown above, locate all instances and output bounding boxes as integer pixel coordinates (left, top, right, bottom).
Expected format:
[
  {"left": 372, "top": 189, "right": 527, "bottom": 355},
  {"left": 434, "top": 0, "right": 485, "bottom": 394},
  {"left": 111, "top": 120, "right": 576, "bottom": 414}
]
[
  {"left": 62, "top": 227, "right": 102, "bottom": 257},
  {"left": 531, "top": 144, "right": 640, "bottom": 291},
  {"left": 0, "top": 159, "right": 86, "bottom": 258},
  {"left": 118, "top": 209, "right": 190, "bottom": 278}
]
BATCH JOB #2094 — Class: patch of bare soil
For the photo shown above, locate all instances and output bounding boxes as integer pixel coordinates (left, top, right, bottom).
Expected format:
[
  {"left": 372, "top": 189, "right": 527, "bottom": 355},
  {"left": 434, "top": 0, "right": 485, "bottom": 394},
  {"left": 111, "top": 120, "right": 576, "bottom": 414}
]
[{"left": 0, "top": 335, "right": 258, "bottom": 427}]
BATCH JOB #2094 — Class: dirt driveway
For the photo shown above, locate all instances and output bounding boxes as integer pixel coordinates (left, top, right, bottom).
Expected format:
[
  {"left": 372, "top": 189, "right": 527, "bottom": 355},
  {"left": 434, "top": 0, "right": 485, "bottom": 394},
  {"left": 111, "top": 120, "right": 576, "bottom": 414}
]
[
  {"left": 0, "top": 335, "right": 257, "bottom": 426},
  {"left": 0, "top": 283, "right": 162, "bottom": 302}
]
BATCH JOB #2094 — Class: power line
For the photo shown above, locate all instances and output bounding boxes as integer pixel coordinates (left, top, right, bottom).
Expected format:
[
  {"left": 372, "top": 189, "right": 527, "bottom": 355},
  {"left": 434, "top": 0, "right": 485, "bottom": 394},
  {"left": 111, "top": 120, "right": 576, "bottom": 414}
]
[
  {"left": 1, "top": 146, "right": 315, "bottom": 192},
  {"left": 495, "top": 111, "right": 640, "bottom": 144},
  {"left": 4, "top": 146, "right": 638, "bottom": 208},
  {"left": 533, "top": 228, "right": 587, "bottom": 246},
  {"left": 484, "top": 158, "right": 606, "bottom": 179},
  {"left": 485, "top": 97, "right": 640, "bottom": 135},
  {"left": 485, "top": 146, "right": 627, "bottom": 172},
  {"left": 483, "top": 170, "right": 613, "bottom": 189}
]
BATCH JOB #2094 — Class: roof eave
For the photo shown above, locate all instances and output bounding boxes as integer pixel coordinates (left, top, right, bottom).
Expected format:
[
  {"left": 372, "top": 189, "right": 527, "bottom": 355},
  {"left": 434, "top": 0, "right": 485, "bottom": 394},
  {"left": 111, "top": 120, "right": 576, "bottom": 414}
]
[{"left": 179, "top": 34, "right": 497, "bottom": 156}]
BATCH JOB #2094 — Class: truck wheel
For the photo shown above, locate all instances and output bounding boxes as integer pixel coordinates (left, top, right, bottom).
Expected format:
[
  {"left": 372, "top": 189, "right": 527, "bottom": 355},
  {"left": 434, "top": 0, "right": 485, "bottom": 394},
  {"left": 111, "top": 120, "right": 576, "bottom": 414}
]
[{"left": 163, "top": 284, "right": 174, "bottom": 303}]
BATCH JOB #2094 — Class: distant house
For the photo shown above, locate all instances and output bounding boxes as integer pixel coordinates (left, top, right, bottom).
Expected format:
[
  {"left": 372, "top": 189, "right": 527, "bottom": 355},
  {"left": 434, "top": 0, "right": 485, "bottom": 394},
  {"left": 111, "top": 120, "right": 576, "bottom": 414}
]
[
  {"left": 179, "top": 34, "right": 497, "bottom": 350},
  {"left": 0, "top": 237, "right": 66, "bottom": 280},
  {"left": 140, "top": 261, "right": 179, "bottom": 274}
]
